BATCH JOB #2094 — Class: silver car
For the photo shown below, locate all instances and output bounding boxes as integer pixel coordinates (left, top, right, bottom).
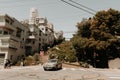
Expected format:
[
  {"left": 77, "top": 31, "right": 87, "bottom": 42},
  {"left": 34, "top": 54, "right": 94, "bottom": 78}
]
[{"left": 43, "top": 59, "right": 62, "bottom": 71}]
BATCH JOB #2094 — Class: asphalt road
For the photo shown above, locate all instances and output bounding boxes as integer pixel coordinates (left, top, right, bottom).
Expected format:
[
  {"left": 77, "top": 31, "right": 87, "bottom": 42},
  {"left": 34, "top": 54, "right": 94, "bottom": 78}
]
[{"left": 0, "top": 65, "right": 120, "bottom": 80}]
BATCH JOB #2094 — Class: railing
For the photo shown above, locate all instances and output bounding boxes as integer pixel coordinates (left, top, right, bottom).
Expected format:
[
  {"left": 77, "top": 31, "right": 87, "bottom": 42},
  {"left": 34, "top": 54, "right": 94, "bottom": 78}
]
[
  {"left": 0, "top": 35, "right": 19, "bottom": 49},
  {"left": 5, "top": 22, "right": 16, "bottom": 31},
  {"left": 0, "top": 22, "right": 16, "bottom": 31},
  {"left": 0, "top": 35, "right": 20, "bottom": 42},
  {"left": 0, "top": 42, "right": 17, "bottom": 49}
]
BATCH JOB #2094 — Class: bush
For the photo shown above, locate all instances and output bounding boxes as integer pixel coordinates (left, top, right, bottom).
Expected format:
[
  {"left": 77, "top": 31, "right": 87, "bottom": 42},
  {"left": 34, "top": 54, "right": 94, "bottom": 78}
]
[
  {"left": 79, "top": 61, "right": 92, "bottom": 68},
  {"left": 65, "top": 54, "right": 77, "bottom": 62},
  {"left": 24, "top": 56, "right": 35, "bottom": 66},
  {"left": 33, "top": 53, "right": 40, "bottom": 64}
]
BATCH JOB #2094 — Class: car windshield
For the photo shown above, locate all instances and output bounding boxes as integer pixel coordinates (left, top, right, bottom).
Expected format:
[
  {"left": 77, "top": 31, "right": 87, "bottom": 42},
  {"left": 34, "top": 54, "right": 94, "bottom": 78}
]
[{"left": 48, "top": 59, "right": 57, "bottom": 63}]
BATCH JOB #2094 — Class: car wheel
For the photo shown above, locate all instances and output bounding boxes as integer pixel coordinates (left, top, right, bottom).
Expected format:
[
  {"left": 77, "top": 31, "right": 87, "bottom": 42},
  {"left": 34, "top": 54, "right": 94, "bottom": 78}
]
[{"left": 55, "top": 66, "right": 58, "bottom": 70}]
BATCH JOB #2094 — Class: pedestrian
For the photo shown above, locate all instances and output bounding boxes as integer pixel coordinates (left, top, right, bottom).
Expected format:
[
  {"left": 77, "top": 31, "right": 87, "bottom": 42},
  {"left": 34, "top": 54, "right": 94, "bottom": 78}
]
[
  {"left": 20, "top": 60, "right": 24, "bottom": 66},
  {"left": 4, "top": 59, "right": 11, "bottom": 69}
]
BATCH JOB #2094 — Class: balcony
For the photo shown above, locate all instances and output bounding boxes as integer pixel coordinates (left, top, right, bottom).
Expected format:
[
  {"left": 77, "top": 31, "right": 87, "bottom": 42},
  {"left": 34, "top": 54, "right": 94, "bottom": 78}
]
[
  {"left": 0, "top": 35, "right": 20, "bottom": 42},
  {"left": 9, "top": 43, "right": 17, "bottom": 50},
  {"left": 0, "top": 43, "right": 17, "bottom": 50},
  {"left": 0, "top": 22, "right": 16, "bottom": 31},
  {"left": 0, "top": 35, "right": 20, "bottom": 50},
  {"left": 5, "top": 22, "right": 16, "bottom": 31}
]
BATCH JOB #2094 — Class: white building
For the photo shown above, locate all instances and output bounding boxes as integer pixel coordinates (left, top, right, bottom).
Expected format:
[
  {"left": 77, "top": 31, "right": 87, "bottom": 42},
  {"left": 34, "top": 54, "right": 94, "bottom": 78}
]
[
  {"left": 28, "top": 8, "right": 55, "bottom": 51},
  {"left": 37, "top": 17, "right": 55, "bottom": 49}
]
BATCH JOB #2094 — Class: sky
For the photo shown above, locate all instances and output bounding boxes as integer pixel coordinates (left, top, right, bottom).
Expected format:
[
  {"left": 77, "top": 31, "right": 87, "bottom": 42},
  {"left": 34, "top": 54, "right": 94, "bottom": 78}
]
[{"left": 0, "top": 0, "right": 120, "bottom": 39}]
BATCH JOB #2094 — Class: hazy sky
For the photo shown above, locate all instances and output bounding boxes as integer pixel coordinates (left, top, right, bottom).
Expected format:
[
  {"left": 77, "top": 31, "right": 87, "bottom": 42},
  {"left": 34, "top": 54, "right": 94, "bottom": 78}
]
[{"left": 0, "top": 0, "right": 120, "bottom": 39}]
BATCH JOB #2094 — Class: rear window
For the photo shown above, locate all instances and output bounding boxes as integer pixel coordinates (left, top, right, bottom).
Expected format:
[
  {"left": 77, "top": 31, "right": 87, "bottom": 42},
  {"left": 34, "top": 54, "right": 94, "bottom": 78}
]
[{"left": 48, "top": 59, "right": 57, "bottom": 63}]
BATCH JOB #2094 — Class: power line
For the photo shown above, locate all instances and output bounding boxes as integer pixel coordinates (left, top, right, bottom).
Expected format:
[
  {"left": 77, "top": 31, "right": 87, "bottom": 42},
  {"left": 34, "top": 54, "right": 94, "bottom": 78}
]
[
  {"left": 69, "top": 0, "right": 96, "bottom": 13},
  {"left": 61, "top": 0, "right": 95, "bottom": 15}
]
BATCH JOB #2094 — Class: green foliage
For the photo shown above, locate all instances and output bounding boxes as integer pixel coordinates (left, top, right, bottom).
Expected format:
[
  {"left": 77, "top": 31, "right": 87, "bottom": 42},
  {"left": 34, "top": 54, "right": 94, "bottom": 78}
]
[
  {"left": 71, "top": 8, "right": 120, "bottom": 68},
  {"left": 24, "top": 56, "right": 34, "bottom": 66},
  {"left": 49, "top": 41, "right": 77, "bottom": 62},
  {"left": 20, "top": 54, "right": 41, "bottom": 66}
]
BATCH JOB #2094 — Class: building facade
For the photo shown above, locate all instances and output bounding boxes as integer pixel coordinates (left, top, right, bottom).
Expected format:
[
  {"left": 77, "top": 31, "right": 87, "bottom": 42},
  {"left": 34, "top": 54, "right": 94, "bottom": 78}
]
[
  {"left": 0, "top": 13, "right": 28, "bottom": 65},
  {"left": 0, "top": 8, "right": 63, "bottom": 65},
  {"left": 26, "top": 8, "right": 55, "bottom": 54}
]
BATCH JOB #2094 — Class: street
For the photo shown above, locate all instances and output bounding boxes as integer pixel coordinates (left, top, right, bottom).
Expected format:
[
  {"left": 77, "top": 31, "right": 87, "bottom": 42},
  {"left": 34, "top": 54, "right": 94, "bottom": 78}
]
[{"left": 0, "top": 65, "right": 120, "bottom": 80}]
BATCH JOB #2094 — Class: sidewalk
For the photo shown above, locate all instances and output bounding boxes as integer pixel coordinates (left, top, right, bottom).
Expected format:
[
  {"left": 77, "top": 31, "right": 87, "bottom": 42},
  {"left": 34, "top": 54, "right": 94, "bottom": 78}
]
[{"left": 63, "top": 62, "right": 80, "bottom": 68}]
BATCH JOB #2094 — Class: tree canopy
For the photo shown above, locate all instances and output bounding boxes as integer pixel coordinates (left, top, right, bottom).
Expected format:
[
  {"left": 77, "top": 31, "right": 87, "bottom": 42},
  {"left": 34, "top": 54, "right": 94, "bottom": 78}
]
[
  {"left": 49, "top": 41, "right": 76, "bottom": 62},
  {"left": 71, "top": 9, "right": 120, "bottom": 68}
]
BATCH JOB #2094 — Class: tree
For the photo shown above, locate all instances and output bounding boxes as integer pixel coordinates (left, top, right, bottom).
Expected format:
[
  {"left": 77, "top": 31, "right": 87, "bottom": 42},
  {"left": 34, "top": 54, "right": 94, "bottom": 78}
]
[
  {"left": 72, "top": 9, "right": 120, "bottom": 68},
  {"left": 49, "top": 41, "right": 77, "bottom": 62}
]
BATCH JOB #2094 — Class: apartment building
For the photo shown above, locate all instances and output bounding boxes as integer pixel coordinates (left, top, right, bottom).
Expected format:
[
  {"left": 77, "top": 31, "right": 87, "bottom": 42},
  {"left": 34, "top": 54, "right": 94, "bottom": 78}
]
[
  {"left": 27, "top": 8, "right": 55, "bottom": 52},
  {"left": 37, "top": 17, "right": 54, "bottom": 49},
  {"left": 0, "top": 8, "right": 63, "bottom": 65},
  {"left": 0, "top": 13, "right": 28, "bottom": 65}
]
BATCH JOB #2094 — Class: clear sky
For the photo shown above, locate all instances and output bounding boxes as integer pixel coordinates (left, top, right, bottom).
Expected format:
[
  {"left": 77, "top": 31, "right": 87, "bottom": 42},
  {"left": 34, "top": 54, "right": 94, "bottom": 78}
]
[{"left": 0, "top": 0, "right": 120, "bottom": 39}]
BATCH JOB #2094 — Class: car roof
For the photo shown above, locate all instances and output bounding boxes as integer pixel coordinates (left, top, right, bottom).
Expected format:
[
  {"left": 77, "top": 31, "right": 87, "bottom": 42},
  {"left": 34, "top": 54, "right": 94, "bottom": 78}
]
[{"left": 48, "top": 59, "right": 58, "bottom": 62}]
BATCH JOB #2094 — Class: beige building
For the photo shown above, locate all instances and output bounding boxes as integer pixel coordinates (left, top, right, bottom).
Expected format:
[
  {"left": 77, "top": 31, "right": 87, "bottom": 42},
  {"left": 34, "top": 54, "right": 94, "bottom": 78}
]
[{"left": 0, "top": 13, "right": 28, "bottom": 65}]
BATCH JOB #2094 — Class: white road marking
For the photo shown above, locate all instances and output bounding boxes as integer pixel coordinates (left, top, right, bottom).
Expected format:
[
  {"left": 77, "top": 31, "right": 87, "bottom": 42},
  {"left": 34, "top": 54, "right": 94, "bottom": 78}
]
[
  {"left": 62, "top": 68, "right": 67, "bottom": 70},
  {"left": 109, "top": 76, "right": 120, "bottom": 79},
  {"left": 79, "top": 68, "right": 86, "bottom": 71},
  {"left": 71, "top": 68, "right": 75, "bottom": 70}
]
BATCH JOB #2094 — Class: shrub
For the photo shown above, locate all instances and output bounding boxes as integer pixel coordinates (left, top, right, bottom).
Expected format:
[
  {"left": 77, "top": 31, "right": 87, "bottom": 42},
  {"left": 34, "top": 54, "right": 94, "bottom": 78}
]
[{"left": 24, "top": 56, "right": 35, "bottom": 66}]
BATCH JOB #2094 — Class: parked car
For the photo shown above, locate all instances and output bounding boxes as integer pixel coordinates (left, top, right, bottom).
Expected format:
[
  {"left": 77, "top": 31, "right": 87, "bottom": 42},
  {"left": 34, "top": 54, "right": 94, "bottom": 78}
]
[{"left": 43, "top": 59, "right": 62, "bottom": 71}]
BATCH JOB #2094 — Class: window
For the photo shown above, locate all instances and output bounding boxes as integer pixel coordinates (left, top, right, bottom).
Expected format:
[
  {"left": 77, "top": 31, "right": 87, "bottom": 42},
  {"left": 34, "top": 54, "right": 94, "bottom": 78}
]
[
  {"left": 33, "top": 41, "right": 35, "bottom": 44},
  {"left": 42, "top": 28, "right": 44, "bottom": 30},
  {"left": 39, "top": 38, "right": 41, "bottom": 41},
  {"left": 0, "top": 30, "right": 3, "bottom": 34},
  {"left": 5, "top": 19, "right": 9, "bottom": 23},
  {"left": 45, "top": 28, "right": 48, "bottom": 31},
  {"left": 10, "top": 55, "right": 13, "bottom": 60},
  {"left": 45, "top": 34, "right": 47, "bottom": 36},
  {"left": 3, "top": 31, "right": 8, "bottom": 35},
  {"left": 39, "top": 31, "right": 41, "bottom": 36},
  {"left": 16, "top": 28, "right": 22, "bottom": 38}
]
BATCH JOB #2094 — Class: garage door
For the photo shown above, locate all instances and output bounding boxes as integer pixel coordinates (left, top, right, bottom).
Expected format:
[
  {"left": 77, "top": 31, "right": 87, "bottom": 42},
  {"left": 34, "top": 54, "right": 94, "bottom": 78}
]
[{"left": 0, "top": 54, "right": 5, "bottom": 65}]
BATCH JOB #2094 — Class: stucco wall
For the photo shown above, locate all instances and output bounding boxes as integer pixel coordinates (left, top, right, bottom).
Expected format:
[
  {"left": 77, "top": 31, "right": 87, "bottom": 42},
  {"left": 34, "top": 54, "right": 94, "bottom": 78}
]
[{"left": 109, "top": 58, "right": 120, "bottom": 69}]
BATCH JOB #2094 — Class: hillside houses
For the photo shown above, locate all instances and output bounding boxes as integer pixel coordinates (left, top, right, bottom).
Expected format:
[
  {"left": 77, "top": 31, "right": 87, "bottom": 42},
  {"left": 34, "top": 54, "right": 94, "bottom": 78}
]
[{"left": 0, "top": 8, "right": 63, "bottom": 65}]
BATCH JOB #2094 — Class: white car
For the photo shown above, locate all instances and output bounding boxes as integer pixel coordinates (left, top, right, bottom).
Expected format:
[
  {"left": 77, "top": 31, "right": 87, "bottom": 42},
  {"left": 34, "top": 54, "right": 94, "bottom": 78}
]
[{"left": 43, "top": 59, "right": 62, "bottom": 71}]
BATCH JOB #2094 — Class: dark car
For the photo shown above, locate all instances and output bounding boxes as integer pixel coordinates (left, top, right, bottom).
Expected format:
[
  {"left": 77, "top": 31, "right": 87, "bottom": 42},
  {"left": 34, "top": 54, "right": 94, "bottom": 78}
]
[{"left": 43, "top": 59, "right": 62, "bottom": 71}]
